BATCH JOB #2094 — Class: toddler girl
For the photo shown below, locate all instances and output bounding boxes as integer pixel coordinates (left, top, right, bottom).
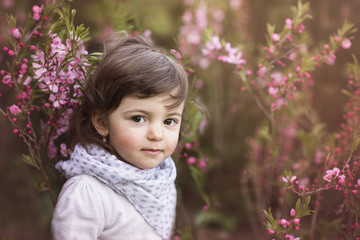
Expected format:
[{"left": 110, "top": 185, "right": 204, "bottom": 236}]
[{"left": 51, "top": 35, "right": 188, "bottom": 240}]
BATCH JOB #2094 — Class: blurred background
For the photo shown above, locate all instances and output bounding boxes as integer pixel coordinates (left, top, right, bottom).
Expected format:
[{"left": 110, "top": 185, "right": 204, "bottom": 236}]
[{"left": 1, "top": 0, "right": 360, "bottom": 239}]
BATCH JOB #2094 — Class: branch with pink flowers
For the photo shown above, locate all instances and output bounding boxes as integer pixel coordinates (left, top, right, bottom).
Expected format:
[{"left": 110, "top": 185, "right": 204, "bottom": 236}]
[
  {"left": 0, "top": 2, "right": 99, "bottom": 206},
  {"left": 178, "top": 0, "right": 360, "bottom": 239}
]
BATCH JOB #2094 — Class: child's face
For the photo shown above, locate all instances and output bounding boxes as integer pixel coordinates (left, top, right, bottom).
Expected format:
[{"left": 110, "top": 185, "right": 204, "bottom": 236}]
[{"left": 104, "top": 92, "right": 184, "bottom": 169}]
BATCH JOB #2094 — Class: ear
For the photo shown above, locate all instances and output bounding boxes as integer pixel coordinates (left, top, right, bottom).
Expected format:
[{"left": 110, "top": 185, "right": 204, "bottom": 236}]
[{"left": 91, "top": 110, "right": 109, "bottom": 137}]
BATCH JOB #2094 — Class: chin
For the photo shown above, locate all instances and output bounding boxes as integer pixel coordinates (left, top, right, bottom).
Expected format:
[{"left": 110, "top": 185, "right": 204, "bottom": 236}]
[{"left": 139, "top": 161, "right": 163, "bottom": 170}]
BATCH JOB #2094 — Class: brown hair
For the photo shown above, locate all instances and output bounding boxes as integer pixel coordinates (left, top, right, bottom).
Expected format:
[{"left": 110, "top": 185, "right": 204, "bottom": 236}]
[{"left": 69, "top": 35, "right": 189, "bottom": 152}]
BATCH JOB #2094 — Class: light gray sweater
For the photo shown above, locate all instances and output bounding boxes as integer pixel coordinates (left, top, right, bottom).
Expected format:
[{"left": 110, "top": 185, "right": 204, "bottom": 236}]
[{"left": 51, "top": 174, "right": 162, "bottom": 240}]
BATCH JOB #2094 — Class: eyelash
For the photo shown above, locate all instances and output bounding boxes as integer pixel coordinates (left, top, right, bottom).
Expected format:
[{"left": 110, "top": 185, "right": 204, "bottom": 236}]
[
  {"left": 164, "top": 118, "right": 178, "bottom": 126},
  {"left": 131, "top": 116, "right": 178, "bottom": 126},
  {"left": 131, "top": 116, "right": 145, "bottom": 123}
]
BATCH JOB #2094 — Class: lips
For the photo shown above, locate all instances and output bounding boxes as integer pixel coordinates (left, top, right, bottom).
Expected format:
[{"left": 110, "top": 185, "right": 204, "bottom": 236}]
[{"left": 141, "top": 149, "right": 163, "bottom": 155}]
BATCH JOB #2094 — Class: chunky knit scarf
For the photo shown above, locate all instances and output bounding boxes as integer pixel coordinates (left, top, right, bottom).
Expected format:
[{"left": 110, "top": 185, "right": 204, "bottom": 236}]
[{"left": 55, "top": 144, "right": 177, "bottom": 239}]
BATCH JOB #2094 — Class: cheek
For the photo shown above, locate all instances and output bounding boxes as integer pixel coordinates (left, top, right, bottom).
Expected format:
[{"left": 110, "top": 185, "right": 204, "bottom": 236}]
[
  {"left": 166, "top": 131, "right": 180, "bottom": 152},
  {"left": 110, "top": 128, "right": 140, "bottom": 151}
]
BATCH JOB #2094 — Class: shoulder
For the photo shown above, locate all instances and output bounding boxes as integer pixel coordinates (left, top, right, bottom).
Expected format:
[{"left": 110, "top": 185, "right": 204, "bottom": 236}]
[
  {"left": 58, "top": 175, "right": 104, "bottom": 198},
  {"left": 56, "top": 174, "right": 133, "bottom": 215},
  {"left": 55, "top": 174, "right": 108, "bottom": 213}
]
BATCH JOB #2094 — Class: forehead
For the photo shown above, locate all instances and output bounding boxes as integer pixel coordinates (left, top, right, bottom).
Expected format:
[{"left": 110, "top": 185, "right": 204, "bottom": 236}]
[{"left": 120, "top": 92, "right": 185, "bottom": 111}]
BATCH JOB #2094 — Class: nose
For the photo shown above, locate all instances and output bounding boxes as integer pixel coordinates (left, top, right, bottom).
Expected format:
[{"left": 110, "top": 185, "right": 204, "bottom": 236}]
[{"left": 147, "top": 122, "right": 163, "bottom": 141}]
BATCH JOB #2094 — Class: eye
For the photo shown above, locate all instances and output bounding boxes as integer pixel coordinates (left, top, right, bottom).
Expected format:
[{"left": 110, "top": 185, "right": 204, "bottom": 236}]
[
  {"left": 164, "top": 118, "right": 177, "bottom": 126},
  {"left": 132, "top": 116, "right": 145, "bottom": 123}
]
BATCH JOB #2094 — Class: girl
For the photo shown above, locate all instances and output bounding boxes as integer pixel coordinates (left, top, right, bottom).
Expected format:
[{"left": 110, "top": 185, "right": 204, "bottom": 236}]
[{"left": 51, "top": 35, "right": 188, "bottom": 240}]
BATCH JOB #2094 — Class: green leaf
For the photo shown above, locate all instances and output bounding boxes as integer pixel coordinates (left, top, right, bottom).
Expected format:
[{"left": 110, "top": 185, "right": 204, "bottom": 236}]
[
  {"left": 351, "top": 132, "right": 360, "bottom": 152},
  {"left": 34, "top": 181, "right": 47, "bottom": 193},
  {"left": 22, "top": 154, "right": 39, "bottom": 169},
  {"left": 264, "top": 208, "right": 281, "bottom": 231},
  {"left": 189, "top": 165, "right": 210, "bottom": 205},
  {"left": 177, "top": 226, "right": 194, "bottom": 240},
  {"left": 195, "top": 210, "right": 236, "bottom": 231}
]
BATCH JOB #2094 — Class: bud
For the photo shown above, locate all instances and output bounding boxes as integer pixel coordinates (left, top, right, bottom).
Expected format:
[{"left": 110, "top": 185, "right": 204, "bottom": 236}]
[
  {"left": 11, "top": 28, "right": 21, "bottom": 39},
  {"left": 290, "top": 208, "right": 295, "bottom": 217}
]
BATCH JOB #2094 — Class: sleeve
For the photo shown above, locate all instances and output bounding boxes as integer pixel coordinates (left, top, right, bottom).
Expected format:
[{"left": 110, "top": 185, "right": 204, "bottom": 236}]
[{"left": 51, "top": 176, "right": 105, "bottom": 240}]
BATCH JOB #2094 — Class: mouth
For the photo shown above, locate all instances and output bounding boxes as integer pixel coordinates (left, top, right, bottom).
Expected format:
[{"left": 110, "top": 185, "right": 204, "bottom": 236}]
[{"left": 141, "top": 149, "right": 163, "bottom": 155}]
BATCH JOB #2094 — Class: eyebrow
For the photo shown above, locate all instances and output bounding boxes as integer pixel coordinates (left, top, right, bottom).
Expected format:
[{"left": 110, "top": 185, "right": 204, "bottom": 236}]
[
  {"left": 124, "top": 109, "right": 183, "bottom": 117},
  {"left": 167, "top": 112, "right": 183, "bottom": 117}
]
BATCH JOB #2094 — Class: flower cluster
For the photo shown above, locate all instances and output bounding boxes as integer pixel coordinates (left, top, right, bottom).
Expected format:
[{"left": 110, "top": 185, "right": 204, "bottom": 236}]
[
  {"left": 236, "top": 1, "right": 359, "bottom": 239},
  {"left": 0, "top": 2, "right": 95, "bottom": 205},
  {"left": 178, "top": 0, "right": 226, "bottom": 68},
  {"left": 201, "top": 36, "right": 246, "bottom": 66},
  {"left": 32, "top": 33, "right": 88, "bottom": 109},
  {"left": 265, "top": 198, "right": 310, "bottom": 240},
  {"left": 182, "top": 141, "right": 209, "bottom": 171}
]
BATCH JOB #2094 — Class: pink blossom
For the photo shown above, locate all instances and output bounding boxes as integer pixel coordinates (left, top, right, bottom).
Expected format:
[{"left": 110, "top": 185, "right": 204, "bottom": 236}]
[
  {"left": 293, "top": 218, "right": 300, "bottom": 224},
  {"left": 285, "top": 235, "right": 299, "bottom": 240},
  {"left": 2, "top": 75, "right": 12, "bottom": 84},
  {"left": 142, "top": 29, "right": 152, "bottom": 42},
  {"left": 23, "top": 76, "right": 32, "bottom": 85},
  {"left": 199, "top": 118, "right": 208, "bottom": 133},
  {"left": 187, "top": 156, "right": 197, "bottom": 165},
  {"left": 230, "top": 0, "right": 242, "bottom": 9},
  {"left": 11, "top": 28, "right": 21, "bottom": 39},
  {"left": 202, "top": 205, "right": 209, "bottom": 211},
  {"left": 326, "top": 55, "right": 335, "bottom": 65},
  {"left": 290, "top": 208, "right": 295, "bottom": 217},
  {"left": 225, "top": 42, "right": 237, "bottom": 55},
  {"left": 49, "top": 93, "right": 67, "bottom": 108},
  {"left": 185, "top": 143, "right": 192, "bottom": 150},
  {"left": 195, "top": 4, "right": 207, "bottom": 31},
  {"left": 288, "top": 52, "right": 297, "bottom": 61},
  {"left": 60, "top": 143, "right": 72, "bottom": 157},
  {"left": 182, "top": 10, "right": 192, "bottom": 24},
  {"left": 185, "top": 30, "right": 201, "bottom": 45},
  {"left": 170, "top": 49, "right": 182, "bottom": 60},
  {"left": 9, "top": 104, "right": 22, "bottom": 116},
  {"left": 32, "top": 5, "right": 43, "bottom": 14},
  {"left": 332, "top": 167, "right": 340, "bottom": 176},
  {"left": 323, "top": 167, "right": 340, "bottom": 182},
  {"left": 48, "top": 139, "right": 57, "bottom": 159},
  {"left": 338, "top": 174, "right": 346, "bottom": 185},
  {"left": 271, "top": 71, "right": 284, "bottom": 85},
  {"left": 218, "top": 52, "right": 245, "bottom": 65},
  {"left": 33, "top": 13, "right": 41, "bottom": 21},
  {"left": 3, "top": 0, "right": 14, "bottom": 8},
  {"left": 202, "top": 36, "right": 222, "bottom": 55},
  {"left": 279, "top": 218, "right": 290, "bottom": 228},
  {"left": 341, "top": 39, "right": 352, "bottom": 49},
  {"left": 273, "top": 98, "right": 286, "bottom": 109},
  {"left": 268, "top": 229, "right": 275, "bottom": 235},
  {"left": 268, "top": 87, "right": 278, "bottom": 96},
  {"left": 195, "top": 79, "right": 204, "bottom": 89},
  {"left": 285, "top": 18, "right": 293, "bottom": 29},
  {"left": 198, "top": 160, "right": 207, "bottom": 170},
  {"left": 357, "top": 179, "right": 360, "bottom": 187},
  {"left": 282, "top": 175, "right": 297, "bottom": 184},
  {"left": 272, "top": 33, "right": 280, "bottom": 42}
]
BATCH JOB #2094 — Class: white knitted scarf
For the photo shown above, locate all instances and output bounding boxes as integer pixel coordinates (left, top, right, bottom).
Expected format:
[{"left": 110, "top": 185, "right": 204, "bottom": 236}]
[{"left": 55, "top": 144, "right": 177, "bottom": 239}]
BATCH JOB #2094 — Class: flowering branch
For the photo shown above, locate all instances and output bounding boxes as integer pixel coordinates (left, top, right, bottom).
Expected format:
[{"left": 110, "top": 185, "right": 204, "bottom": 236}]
[{"left": 1, "top": 2, "right": 99, "bottom": 206}]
